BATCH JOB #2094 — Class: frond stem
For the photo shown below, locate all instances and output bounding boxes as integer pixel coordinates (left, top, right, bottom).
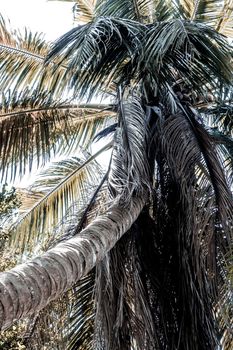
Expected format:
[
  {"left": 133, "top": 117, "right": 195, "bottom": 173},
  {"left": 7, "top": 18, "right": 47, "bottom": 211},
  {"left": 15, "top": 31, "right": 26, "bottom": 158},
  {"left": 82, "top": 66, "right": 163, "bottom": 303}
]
[
  {"left": 191, "top": 0, "right": 200, "bottom": 20},
  {"left": 0, "top": 104, "right": 115, "bottom": 119},
  {"left": 0, "top": 43, "right": 45, "bottom": 61},
  {"left": 74, "top": 170, "right": 109, "bottom": 234}
]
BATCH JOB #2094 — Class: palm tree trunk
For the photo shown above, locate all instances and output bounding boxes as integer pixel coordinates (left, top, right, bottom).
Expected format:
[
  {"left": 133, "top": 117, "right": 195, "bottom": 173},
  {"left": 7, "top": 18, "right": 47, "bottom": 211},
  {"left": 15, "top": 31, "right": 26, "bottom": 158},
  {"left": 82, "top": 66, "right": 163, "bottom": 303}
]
[{"left": 0, "top": 196, "right": 146, "bottom": 330}]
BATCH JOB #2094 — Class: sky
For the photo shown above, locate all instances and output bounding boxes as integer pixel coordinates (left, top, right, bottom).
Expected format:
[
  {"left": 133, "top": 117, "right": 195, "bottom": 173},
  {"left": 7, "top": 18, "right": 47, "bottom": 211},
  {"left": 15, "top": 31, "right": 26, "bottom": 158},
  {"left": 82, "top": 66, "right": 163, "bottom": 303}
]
[{"left": 1, "top": 0, "right": 75, "bottom": 41}]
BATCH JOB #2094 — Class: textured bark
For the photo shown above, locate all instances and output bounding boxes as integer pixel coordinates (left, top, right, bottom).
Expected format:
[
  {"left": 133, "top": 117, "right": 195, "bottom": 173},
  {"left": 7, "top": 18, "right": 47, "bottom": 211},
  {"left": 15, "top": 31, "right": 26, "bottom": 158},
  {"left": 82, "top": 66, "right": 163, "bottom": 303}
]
[{"left": 0, "top": 196, "right": 145, "bottom": 330}]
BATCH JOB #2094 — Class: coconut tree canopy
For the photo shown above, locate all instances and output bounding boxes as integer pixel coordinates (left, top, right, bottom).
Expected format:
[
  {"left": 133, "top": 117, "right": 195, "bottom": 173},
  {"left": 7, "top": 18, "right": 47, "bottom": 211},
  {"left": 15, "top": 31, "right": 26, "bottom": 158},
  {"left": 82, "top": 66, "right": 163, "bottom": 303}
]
[{"left": 0, "top": 1, "right": 232, "bottom": 349}]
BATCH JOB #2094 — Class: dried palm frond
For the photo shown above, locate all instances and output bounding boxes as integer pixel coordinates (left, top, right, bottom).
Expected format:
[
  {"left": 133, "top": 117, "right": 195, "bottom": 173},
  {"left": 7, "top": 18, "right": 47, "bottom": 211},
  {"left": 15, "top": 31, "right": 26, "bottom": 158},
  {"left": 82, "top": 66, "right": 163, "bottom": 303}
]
[
  {"left": 74, "top": 0, "right": 97, "bottom": 23},
  {"left": 0, "top": 14, "right": 16, "bottom": 46},
  {"left": 92, "top": 102, "right": 232, "bottom": 349},
  {"left": 177, "top": 0, "right": 233, "bottom": 37},
  {"left": 0, "top": 14, "right": 72, "bottom": 97}
]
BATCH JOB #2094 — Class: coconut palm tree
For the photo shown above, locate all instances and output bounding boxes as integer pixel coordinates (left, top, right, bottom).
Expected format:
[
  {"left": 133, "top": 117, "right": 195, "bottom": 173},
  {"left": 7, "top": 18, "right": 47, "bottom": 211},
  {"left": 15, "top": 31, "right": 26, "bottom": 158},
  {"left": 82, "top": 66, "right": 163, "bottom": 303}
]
[{"left": 0, "top": 1, "right": 232, "bottom": 349}]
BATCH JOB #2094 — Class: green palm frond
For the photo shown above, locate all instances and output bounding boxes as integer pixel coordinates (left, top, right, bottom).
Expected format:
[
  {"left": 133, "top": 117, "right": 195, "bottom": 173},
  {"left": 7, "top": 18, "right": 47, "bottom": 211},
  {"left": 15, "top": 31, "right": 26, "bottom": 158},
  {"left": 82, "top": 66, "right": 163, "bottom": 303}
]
[
  {"left": 204, "top": 102, "right": 233, "bottom": 137},
  {"left": 97, "top": 0, "right": 233, "bottom": 36},
  {"left": 96, "top": 0, "right": 155, "bottom": 22},
  {"left": 9, "top": 143, "right": 111, "bottom": 254},
  {"left": 142, "top": 19, "right": 232, "bottom": 105},
  {"left": 216, "top": 135, "right": 233, "bottom": 186},
  {"left": 153, "top": 0, "right": 177, "bottom": 21},
  {"left": 0, "top": 89, "right": 113, "bottom": 181},
  {"left": 46, "top": 18, "right": 142, "bottom": 99},
  {"left": 215, "top": 252, "right": 233, "bottom": 350},
  {"left": 207, "top": 104, "right": 233, "bottom": 186},
  {"left": 50, "top": 0, "right": 173, "bottom": 23},
  {"left": 47, "top": 17, "right": 232, "bottom": 103}
]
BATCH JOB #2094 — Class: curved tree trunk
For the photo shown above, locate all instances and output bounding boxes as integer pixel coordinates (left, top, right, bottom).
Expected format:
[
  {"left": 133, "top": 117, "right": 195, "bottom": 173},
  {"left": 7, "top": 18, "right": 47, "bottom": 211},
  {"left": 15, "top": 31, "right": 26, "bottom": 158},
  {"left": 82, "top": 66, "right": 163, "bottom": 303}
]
[{"left": 0, "top": 196, "right": 146, "bottom": 330}]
